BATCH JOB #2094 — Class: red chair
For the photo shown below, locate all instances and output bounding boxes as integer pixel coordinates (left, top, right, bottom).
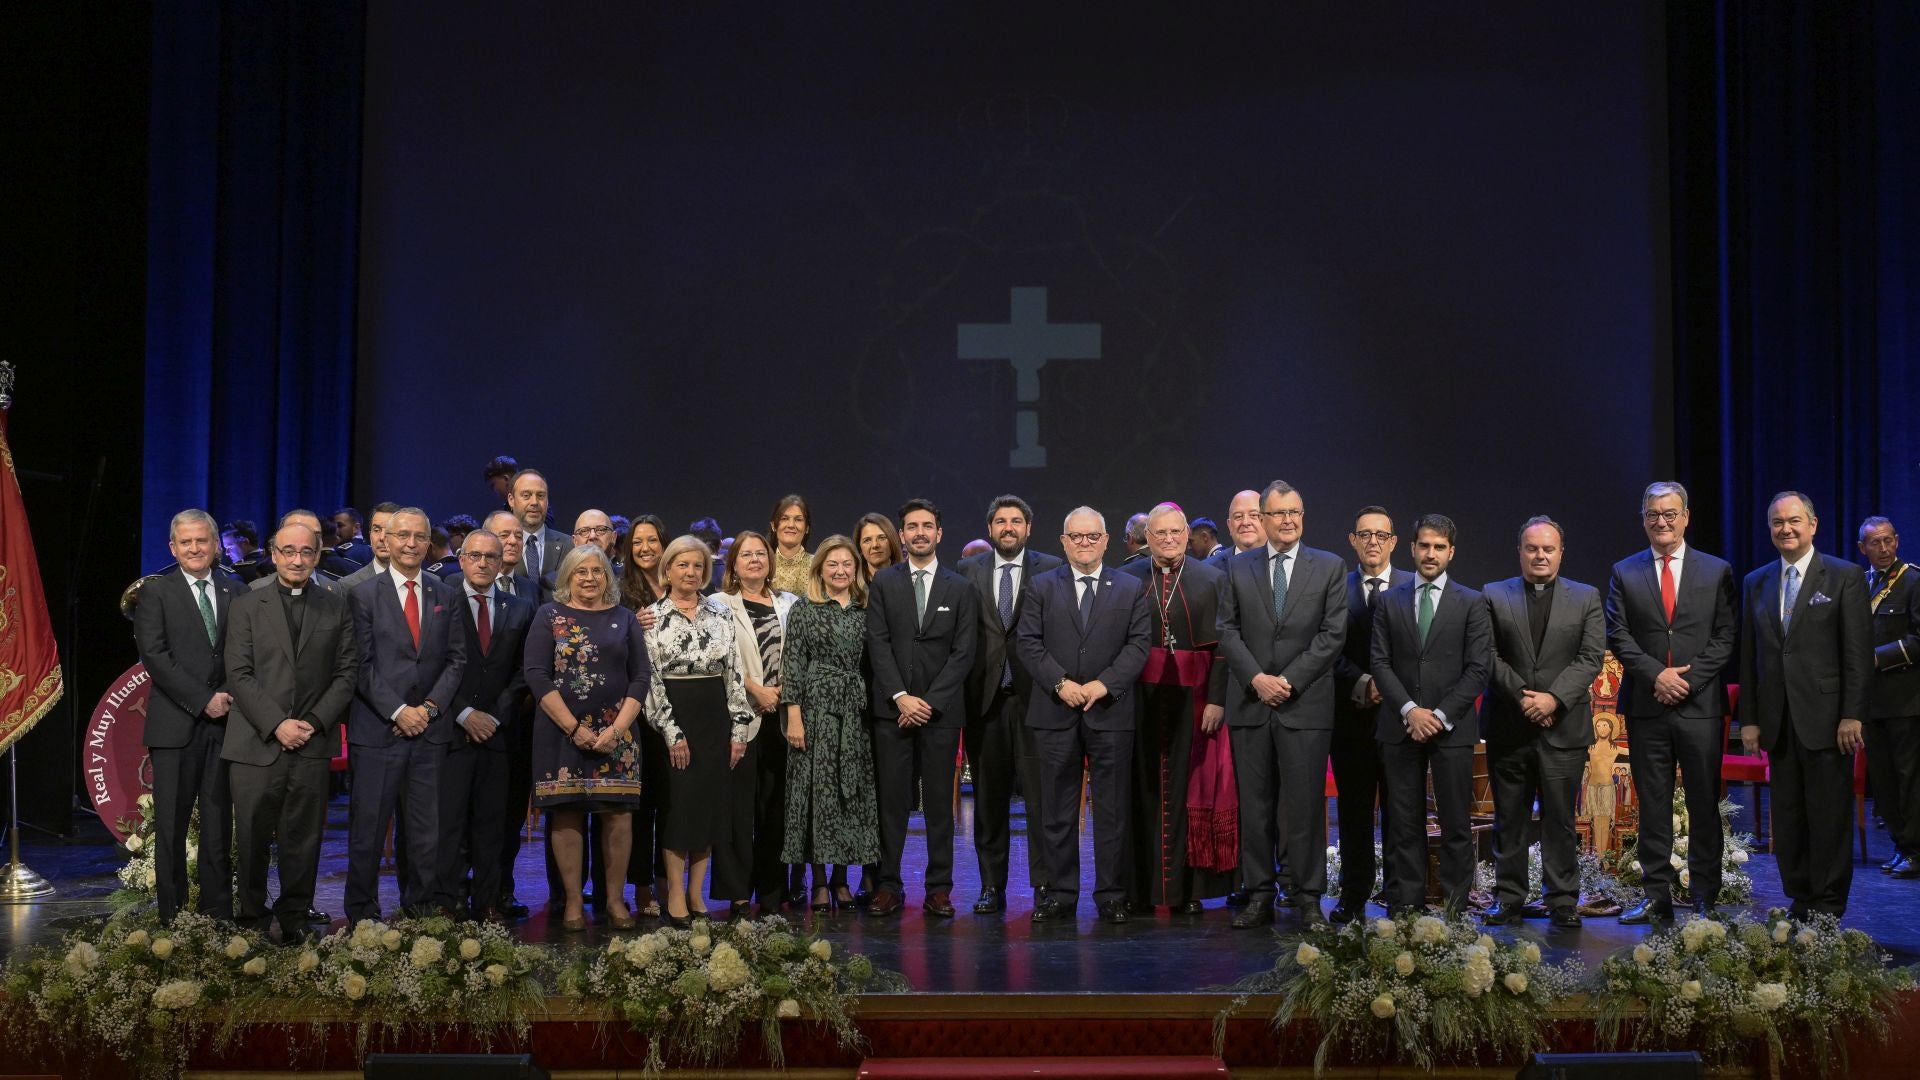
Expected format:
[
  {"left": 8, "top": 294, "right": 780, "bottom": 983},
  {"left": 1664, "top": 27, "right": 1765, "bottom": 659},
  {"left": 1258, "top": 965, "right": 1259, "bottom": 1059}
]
[
  {"left": 1718, "top": 685, "right": 1772, "bottom": 848},
  {"left": 1852, "top": 747, "right": 1870, "bottom": 862}
]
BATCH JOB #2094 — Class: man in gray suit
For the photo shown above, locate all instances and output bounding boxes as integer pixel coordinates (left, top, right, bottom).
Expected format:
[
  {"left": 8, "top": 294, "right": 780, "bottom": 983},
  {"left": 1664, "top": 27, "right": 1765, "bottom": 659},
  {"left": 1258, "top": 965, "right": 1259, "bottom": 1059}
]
[
  {"left": 1480, "top": 516, "right": 1604, "bottom": 929},
  {"left": 1016, "top": 506, "right": 1151, "bottom": 924},
  {"left": 222, "top": 522, "right": 358, "bottom": 941},
  {"left": 1217, "top": 479, "right": 1348, "bottom": 928},
  {"left": 509, "top": 469, "right": 570, "bottom": 590},
  {"left": 337, "top": 501, "right": 401, "bottom": 590},
  {"left": 133, "top": 508, "right": 246, "bottom": 923},
  {"left": 1738, "top": 491, "right": 1873, "bottom": 918}
]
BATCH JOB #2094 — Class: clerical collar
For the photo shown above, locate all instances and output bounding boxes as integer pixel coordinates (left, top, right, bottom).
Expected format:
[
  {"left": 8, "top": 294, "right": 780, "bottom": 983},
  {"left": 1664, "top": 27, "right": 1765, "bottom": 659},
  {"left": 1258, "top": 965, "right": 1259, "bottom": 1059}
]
[
  {"left": 1528, "top": 579, "right": 1555, "bottom": 592},
  {"left": 276, "top": 581, "right": 306, "bottom": 597},
  {"left": 1155, "top": 556, "right": 1185, "bottom": 572}
]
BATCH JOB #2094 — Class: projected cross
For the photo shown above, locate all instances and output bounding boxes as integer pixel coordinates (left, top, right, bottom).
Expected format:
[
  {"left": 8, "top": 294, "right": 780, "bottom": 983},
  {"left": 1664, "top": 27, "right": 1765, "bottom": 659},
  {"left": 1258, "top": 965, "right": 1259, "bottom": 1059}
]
[{"left": 958, "top": 287, "right": 1101, "bottom": 468}]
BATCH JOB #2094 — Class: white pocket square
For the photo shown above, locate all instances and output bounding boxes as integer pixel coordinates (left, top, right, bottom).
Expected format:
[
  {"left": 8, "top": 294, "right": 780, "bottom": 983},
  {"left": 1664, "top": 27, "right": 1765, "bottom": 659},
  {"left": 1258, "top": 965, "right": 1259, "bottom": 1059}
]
[
  {"left": 936, "top": 605, "right": 952, "bottom": 612},
  {"left": 1809, "top": 591, "right": 1832, "bottom": 605}
]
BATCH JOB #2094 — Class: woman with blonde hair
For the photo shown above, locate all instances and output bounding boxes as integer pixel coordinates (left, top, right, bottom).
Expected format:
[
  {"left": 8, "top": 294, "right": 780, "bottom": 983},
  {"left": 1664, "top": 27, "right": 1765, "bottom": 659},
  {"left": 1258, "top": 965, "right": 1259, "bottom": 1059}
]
[{"left": 780, "top": 535, "right": 880, "bottom": 913}]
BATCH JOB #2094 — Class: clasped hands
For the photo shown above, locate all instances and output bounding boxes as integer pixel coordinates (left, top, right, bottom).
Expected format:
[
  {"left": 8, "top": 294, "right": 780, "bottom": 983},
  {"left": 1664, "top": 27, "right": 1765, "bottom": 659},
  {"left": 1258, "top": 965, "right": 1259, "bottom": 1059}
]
[
  {"left": 1250, "top": 672, "right": 1293, "bottom": 708},
  {"left": 274, "top": 717, "right": 314, "bottom": 751},
  {"left": 1405, "top": 707, "right": 1445, "bottom": 743},
  {"left": 1653, "top": 664, "right": 1692, "bottom": 706},
  {"left": 1055, "top": 679, "right": 1111, "bottom": 711},
  {"left": 667, "top": 735, "right": 748, "bottom": 769},
  {"left": 570, "top": 719, "right": 625, "bottom": 755}
]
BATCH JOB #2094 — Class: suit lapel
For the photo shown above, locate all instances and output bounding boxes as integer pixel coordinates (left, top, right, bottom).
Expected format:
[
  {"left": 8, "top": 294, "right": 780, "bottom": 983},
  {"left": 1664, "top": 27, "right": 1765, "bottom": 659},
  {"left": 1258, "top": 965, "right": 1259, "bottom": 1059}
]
[
  {"left": 1758, "top": 564, "right": 1782, "bottom": 642},
  {"left": 1502, "top": 582, "right": 1536, "bottom": 668},
  {"left": 258, "top": 587, "right": 297, "bottom": 663},
  {"left": 1641, "top": 553, "right": 1666, "bottom": 622},
  {"left": 377, "top": 572, "right": 421, "bottom": 656},
  {"left": 1785, "top": 555, "right": 1822, "bottom": 641}
]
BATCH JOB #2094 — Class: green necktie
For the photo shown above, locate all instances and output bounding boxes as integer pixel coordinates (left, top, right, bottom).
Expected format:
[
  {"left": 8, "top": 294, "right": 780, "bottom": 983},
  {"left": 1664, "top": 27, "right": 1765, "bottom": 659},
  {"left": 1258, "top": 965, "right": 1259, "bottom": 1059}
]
[
  {"left": 1417, "top": 582, "right": 1436, "bottom": 645},
  {"left": 914, "top": 569, "right": 929, "bottom": 625},
  {"left": 195, "top": 578, "right": 217, "bottom": 644}
]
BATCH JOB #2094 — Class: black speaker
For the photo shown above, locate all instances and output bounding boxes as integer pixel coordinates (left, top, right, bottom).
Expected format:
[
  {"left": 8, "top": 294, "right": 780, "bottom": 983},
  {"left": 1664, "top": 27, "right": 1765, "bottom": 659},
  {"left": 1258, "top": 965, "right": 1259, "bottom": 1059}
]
[
  {"left": 1518, "top": 1052, "right": 1703, "bottom": 1080},
  {"left": 365, "top": 1053, "right": 549, "bottom": 1079}
]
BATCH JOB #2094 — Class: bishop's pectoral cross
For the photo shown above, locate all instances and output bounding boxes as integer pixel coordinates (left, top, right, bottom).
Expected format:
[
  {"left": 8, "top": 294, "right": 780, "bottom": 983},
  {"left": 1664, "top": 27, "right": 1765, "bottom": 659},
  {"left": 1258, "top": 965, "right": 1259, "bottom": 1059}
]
[{"left": 958, "top": 287, "right": 1101, "bottom": 468}]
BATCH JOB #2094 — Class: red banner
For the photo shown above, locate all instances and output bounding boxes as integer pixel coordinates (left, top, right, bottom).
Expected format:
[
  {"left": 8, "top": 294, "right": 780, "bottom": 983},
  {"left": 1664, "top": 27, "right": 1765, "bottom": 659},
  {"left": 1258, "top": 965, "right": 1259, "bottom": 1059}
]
[{"left": 0, "top": 412, "right": 64, "bottom": 756}]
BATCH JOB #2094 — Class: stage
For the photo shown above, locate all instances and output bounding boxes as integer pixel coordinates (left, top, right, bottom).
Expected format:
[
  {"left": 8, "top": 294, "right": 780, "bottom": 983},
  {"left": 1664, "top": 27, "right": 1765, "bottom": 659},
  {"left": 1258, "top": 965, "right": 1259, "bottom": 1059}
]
[{"left": 5, "top": 784, "right": 1920, "bottom": 1077}]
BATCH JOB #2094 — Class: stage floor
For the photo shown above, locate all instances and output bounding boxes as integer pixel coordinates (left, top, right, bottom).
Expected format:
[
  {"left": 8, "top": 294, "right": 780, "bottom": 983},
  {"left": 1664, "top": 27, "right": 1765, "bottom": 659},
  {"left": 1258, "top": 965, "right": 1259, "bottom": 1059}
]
[{"left": 7, "top": 785, "right": 1918, "bottom": 993}]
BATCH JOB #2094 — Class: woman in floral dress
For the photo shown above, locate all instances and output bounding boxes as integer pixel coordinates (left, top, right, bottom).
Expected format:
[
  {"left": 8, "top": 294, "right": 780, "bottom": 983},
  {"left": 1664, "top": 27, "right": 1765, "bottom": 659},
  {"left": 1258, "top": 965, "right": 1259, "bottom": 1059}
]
[
  {"left": 780, "top": 535, "right": 880, "bottom": 911},
  {"left": 525, "top": 545, "right": 651, "bottom": 931}
]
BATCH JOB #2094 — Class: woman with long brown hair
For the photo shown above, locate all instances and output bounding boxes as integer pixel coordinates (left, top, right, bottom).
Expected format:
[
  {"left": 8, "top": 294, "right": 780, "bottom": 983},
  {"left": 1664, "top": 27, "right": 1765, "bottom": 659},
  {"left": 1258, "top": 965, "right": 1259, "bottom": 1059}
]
[{"left": 768, "top": 494, "right": 813, "bottom": 597}]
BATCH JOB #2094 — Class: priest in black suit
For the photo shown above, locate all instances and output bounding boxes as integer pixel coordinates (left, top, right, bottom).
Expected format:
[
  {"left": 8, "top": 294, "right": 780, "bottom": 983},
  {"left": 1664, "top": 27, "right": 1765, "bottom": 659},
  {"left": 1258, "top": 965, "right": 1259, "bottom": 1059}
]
[
  {"left": 1116, "top": 502, "right": 1235, "bottom": 913},
  {"left": 1480, "top": 516, "right": 1605, "bottom": 928},
  {"left": 1328, "top": 505, "right": 1412, "bottom": 923},
  {"left": 1371, "top": 513, "right": 1491, "bottom": 914},
  {"left": 864, "top": 498, "right": 978, "bottom": 918},
  {"left": 1217, "top": 480, "right": 1348, "bottom": 928},
  {"left": 1738, "top": 491, "right": 1873, "bottom": 918},
  {"left": 133, "top": 508, "right": 247, "bottom": 923},
  {"left": 958, "top": 494, "right": 1061, "bottom": 913},
  {"left": 221, "top": 522, "right": 358, "bottom": 941},
  {"left": 1604, "top": 481, "right": 1738, "bottom": 922},
  {"left": 437, "top": 529, "right": 535, "bottom": 920},
  {"left": 1016, "top": 507, "right": 1151, "bottom": 924}
]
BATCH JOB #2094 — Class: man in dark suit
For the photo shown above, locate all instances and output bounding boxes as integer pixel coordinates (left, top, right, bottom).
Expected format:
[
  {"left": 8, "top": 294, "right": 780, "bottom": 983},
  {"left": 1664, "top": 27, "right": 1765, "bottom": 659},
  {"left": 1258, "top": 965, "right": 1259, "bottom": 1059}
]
[
  {"left": 345, "top": 506, "right": 469, "bottom": 922},
  {"left": 437, "top": 529, "right": 535, "bottom": 920},
  {"left": 133, "top": 508, "right": 246, "bottom": 923},
  {"left": 480, "top": 508, "right": 540, "bottom": 917},
  {"left": 337, "top": 502, "right": 401, "bottom": 590},
  {"left": 249, "top": 511, "right": 346, "bottom": 596},
  {"left": 1604, "top": 481, "right": 1738, "bottom": 922},
  {"left": 222, "top": 522, "right": 358, "bottom": 942},
  {"left": 1738, "top": 491, "right": 1873, "bottom": 918},
  {"left": 865, "top": 498, "right": 979, "bottom": 917},
  {"left": 1327, "top": 505, "right": 1411, "bottom": 923},
  {"left": 958, "top": 494, "right": 1062, "bottom": 914},
  {"left": 1858, "top": 516, "right": 1920, "bottom": 877},
  {"left": 1481, "top": 516, "right": 1605, "bottom": 929},
  {"left": 1016, "top": 506, "right": 1151, "bottom": 924},
  {"left": 1371, "top": 513, "right": 1491, "bottom": 914},
  {"left": 1217, "top": 480, "right": 1348, "bottom": 927},
  {"left": 1206, "top": 490, "right": 1265, "bottom": 569},
  {"left": 508, "top": 469, "right": 570, "bottom": 594}
]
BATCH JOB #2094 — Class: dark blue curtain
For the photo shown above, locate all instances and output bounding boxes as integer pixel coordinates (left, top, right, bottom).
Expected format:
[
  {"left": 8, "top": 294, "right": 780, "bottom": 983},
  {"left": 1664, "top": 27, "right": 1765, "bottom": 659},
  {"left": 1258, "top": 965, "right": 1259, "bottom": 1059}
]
[
  {"left": 1669, "top": 1, "right": 1920, "bottom": 570},
  {"left": 141, "top": 2, "right": 364, "bottom": 567}
]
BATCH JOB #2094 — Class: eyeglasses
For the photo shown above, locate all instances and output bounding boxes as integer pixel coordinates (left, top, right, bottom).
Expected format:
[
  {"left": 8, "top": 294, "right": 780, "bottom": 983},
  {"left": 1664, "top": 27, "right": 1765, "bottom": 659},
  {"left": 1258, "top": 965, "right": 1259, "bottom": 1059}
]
[
  {"left": 461, "top": 551, "right": 502, "bottom": 563},
  {"left": 1262, "top": 509, "right": 1304, "bottom": 520},
  {"left": 573, "top": 525, "right": 613, "bottom": 538},
  {"left": 1064, "top": 532, "right": 1105, "bottom": 545},
  {"left": 273, "top": 546, "right": 318, "bottom": 560},
  {"left": 387, "top": 530, "right": 426, "bottom": 543},
  {"left": 1351, "top": 530, "right": 1394, "bottom": 543},
  {"left": 1642, "top": 509, "right": 1683, "bottom": 525},
  {"left": 1147, "top": 528, "right": 1186, "bottom": 541}
]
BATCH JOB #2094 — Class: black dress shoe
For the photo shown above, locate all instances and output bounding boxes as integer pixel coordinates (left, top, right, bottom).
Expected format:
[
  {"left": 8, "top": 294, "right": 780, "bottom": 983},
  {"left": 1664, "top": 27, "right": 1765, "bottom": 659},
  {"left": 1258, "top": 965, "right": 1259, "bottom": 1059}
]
[
  {"left": 1618, "top": 899, "right": 1673, "bottom": 925},
  {"left": 1328, "top": 902, "right": 1362, "bottom": 925},
  {"left": 500, "top": 898, "right": 531, "bottom": 920},
  {"left": 853, "top": 889, "right": 874, "bottom": 909},
  {"left": 1230, "top": 906, "right": 1275, "bottom": 929},
  {"left": 1549, "top": 907, "right": 1583, "bottom": 929},
  {"left": 1880, "top": 852, "right": 1904, "bottom": 873},
  {"left": 1893, "top": 859, "right": 1920, "bottom": 880},
  {"left": 1296, "top": 902, "right": 1329, "bottom": 928},
  {"left": 973, "top": 887, "right": 1005, "bottom": 914},
  {"left": 1030, "top": 898, "right": 1072, "bottom": 923},
  {"left": 1098, "top": 901, "right": 1129, "bottom": 924},
  {"left": 1479, "top": 904, "right": 1523, "bottom": 926},
  {"left": 1519, "top": 901, "right": 1551, "bottom": 919},
  {"left": 1225, "top": 887, "right": 1250, "bottom": 908},
  {"left": 1178, "top": 900, "right": 1205, "bottom": 915},
  {"left": 1273, "top": 887, "right": 1293, "bottom": 908},
  {"left": 304, "top": 908, "right": 330, "bottom": 924}
]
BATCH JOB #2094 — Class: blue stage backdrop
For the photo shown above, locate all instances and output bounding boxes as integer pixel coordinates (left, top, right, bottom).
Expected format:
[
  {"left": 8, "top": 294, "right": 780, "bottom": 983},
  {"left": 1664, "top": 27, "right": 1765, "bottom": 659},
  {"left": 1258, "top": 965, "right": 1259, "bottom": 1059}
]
[{"left": 351, "top": 4, "right": 1673, "bottom": 587}]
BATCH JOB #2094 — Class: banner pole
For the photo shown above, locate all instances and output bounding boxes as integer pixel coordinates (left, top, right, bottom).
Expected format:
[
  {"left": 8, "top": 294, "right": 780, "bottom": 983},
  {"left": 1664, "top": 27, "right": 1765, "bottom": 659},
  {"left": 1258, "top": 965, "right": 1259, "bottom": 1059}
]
[{"left": 0, "top": 744, "right": 54, "bottom": 901}]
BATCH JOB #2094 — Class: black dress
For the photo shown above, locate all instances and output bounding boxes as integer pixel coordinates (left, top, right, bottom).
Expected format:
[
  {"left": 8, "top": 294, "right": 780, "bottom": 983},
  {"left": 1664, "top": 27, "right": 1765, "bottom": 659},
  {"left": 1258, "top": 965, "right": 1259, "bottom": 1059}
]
[{"left": 643, "top": 595, "right": 756, "bottom": 880}]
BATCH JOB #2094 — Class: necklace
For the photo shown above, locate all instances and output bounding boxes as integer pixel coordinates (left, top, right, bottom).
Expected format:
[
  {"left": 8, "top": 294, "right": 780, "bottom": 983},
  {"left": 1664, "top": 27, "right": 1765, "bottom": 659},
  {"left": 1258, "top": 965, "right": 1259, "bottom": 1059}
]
[{"left": 1155, "top": 560, "right": 1185, "bottom": 647}]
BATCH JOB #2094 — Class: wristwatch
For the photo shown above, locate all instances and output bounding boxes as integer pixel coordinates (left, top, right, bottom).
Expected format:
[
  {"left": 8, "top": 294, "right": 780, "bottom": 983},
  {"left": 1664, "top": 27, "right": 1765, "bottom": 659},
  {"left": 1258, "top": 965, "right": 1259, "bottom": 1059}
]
[
  {"left": 424, "top": 703, "right": 441, "bottom": 720},
  {"left": 1054, "top": 676, "right": 1068, "bottom": 697}
]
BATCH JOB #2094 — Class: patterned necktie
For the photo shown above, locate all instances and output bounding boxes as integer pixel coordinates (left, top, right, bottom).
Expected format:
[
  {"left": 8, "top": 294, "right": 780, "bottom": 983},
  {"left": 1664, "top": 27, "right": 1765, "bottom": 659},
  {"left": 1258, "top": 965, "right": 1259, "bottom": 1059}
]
[
  {"left": 404, "top": 580, "right": 421, "bottom": 649},
  {"left": 1417, "top": 582, "right": 1436, "bottom": 645},
  {"left": 525, "top": 534, "right": 540, "bottom": 579},
  {"left": 914, "top": 569, "right": 929, "bottom": 625},
  {"left": 195, "top": 579, "right": 217, "bottom": 644},
  {"left": 1271, "top": 552, "right": 1290, "bottom": 621},
  {"left": 1078, "top": 575, "right": 1097, "bottom": 628},
  {"left": 475, "top": 592, "right": 492, "bottom": 654},
  {"left": 998, "top": 564, "right": 1015, "bottom": 688},
  {"left": 1782, "top": 564, "right": 1800, "bottom": 633}
]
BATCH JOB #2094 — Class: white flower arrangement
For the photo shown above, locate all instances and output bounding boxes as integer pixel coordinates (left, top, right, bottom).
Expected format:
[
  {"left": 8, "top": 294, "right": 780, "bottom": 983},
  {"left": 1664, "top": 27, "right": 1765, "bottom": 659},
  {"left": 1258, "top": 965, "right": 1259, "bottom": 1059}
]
[{"left": 1602, "top": 793, "right": 1756, "bottom": 907}]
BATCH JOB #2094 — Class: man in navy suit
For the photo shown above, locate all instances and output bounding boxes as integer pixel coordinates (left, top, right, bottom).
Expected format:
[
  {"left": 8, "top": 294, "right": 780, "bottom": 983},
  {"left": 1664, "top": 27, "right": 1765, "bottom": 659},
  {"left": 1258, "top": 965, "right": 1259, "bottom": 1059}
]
[
  {"left": 865, "top": 498, "right": 979, "bottom": 917},
  {"left": 1217, "top": 480, "right": 1349, "bottom": 928},
  {"left": 1371, "top": 513, "right": 1491, "bottom": 914},
  {"left": 958, "top": 494, "right": 1062, "bottom": 913},
  {"left": 346, "top": 506, "right": 468, "bottom": 922},
  {"left": 1738, "top": 491, "right": 1873, "bottom": 918},
  {"left": 508, "top": 469, "right": 570, "bottom": 595},
  {"left": 1604, "top": 481, "right": 1738, "bottom": 922},
  {"left": 1327, "top": 505, "right": 1412, "bottom": 923},
  {"left": 1016, "top": 506, "right": 1151, "bottom": 924},
  {"left": 134, "top": 508, "right": 246, "bottom": 923},
  {"left": 437, "top": 529, "right": 535, "bottom": 921}
]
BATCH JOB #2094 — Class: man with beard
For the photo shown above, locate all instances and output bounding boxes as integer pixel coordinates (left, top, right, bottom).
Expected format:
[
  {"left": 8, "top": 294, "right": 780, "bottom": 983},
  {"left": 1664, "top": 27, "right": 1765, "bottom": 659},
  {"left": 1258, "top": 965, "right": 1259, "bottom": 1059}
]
[
  {"left": 958, "top": 494, "right": 1062, "bottom": 914},
  {"left": 1858, "top": 517, "right": 1920, "bottom": 877},
  {"left": 1117, "top": 502, "right": 1236, "bottom": 913}
]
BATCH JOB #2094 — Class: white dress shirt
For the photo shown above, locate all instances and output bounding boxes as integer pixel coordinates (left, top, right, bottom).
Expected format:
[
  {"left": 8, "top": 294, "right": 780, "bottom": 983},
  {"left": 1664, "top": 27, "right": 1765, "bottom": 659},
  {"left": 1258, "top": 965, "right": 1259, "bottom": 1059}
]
[
  {"left": 1399, "top": 571, "right": 1454, "bottom": 731},
  {"left": 1779, "top": 549, "right": 1816, "bottom": 621},
  {"left": 1650, "top": 541, "right": 1687, "bottom": 594},
  {"left": 387, "top": 567, "right": 428, "bottom": 722}
]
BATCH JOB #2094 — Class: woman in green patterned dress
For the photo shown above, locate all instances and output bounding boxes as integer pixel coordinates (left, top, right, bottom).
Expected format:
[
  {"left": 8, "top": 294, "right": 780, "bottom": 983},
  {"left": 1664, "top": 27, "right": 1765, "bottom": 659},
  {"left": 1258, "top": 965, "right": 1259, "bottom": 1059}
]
[{"left": 780, "top": 534, "right": 879, "bottom": 912}]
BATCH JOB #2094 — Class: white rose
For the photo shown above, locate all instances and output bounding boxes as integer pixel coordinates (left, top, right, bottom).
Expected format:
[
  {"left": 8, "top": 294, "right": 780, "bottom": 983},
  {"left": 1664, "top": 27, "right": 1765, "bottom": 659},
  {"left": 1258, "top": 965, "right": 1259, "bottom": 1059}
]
[
  {"left": 690, "top": 934, "right": 712, "bottom": 955},
  {"left": 1475, "top": 933, "right": 1495, "bottom": 952},
  {"left": 1629, "top": 860, "right": 1641, "bottom": 874},
  {"left": 1373, "top": 918, "right": 1398, "bottom": 939},
  {"left": 1370, "top": 993, "right": 1396, "bottom": 1018},
  {"left": 1521, "top": 942, "right": 1542, "bottom": 965},
  {"left": 1326, "top": 845, "right": 1339, "bottom": 860},
  {"left": 185, "top": 844, "right": 198, "bottom": 864},
  {"left": 484, "top": 963, "right": 508, "bottom": 987},
  {"left": 125, "top": 929, "right": 150, "bottom": 947},
  {"left": 225, "top": 935, "right": 250, "bottom": 959},
  {"left": 1680, "top": 869, "right": 1692, "bottom": 889},
  {"left": 1795, "top": 928, "right": 1817, "bottom": 947},
  {"left": 777, "top": 998, "right": 801, "bottom": 1018},
  {"left": 810, "top": 939, "right": 831, "bottom": 961},
  {"left": 1670, "top": 853, "right": 1686, "bottom": 870},
  {"left": 1394, "top": 951, "right": 1415, "bottom": 976},
  {"left": 1673, "top": 813, "right": 1686, "bottom": 833},
  {"left": 460, "top": 938, "right": 483, "bottom": 961},
  {"left": 1504, "top": 972, "right": 1528, "bottom": 994},
  {"left": 343, "top": 973, "right": 368, "bottom": 1000},
  {"left": 152, "top": 937, "right": 175, "bottom": 959},
  {"left": 1294, "top": 942, "right": 1321, "bottom": 967},
  {"left": 1465, "top": 943, "right": 1489, "bottom": 961},
  {"left": 1731, "top": 848, "right": 1750, "bottom": 865},
  {"left": 138, "top": 864, "right": 157, "bottom": 888},
  {"left": 409, "top": 936, "right": 444, "bottom": 968},
  {"left": 1753, "top": 982, "right": 1789, "bottom": 1011},
  {"left": 243, "top": 956, "right": 268, "bottom": 976},
  {"left": 65, "top": 941, "right": 100, "bottom": 974},
  {"left": 152, "top": 978, "right": 202, "bottom": 1010},
  {"left": 1634, "top": 943, "right": 1655, "bottom": 966},
  {"left": 1772, "top": 922, "right": 1791, "bottom": 944},
  {"left": 124, "top": 834, "right": 144, "bottom": 853},
  {"left": 1681, "top": 979, "right": 1703, "bottom": 1000},
  {"left": 138, "top": 793, "right": 155, "bottom": 810},
  {"left": 297, "top": 950, "right": 319, "bottom": 973},
  {"left": 1411, "top": 915, "right": 1448, "bottom": 946},
  {"left": 1674, "top": 836, "right": 1689, "bottom": 856},
  {"left": 381, "top": 928, "right": 403, "bottom": 951}
]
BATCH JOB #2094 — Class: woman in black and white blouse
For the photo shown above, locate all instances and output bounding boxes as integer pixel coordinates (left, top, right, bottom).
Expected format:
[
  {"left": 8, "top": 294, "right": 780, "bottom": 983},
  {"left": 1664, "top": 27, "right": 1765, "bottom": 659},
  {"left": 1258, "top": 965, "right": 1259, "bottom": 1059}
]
[{"left": 643, "top": 534, "right": 756, "bottom": 926}]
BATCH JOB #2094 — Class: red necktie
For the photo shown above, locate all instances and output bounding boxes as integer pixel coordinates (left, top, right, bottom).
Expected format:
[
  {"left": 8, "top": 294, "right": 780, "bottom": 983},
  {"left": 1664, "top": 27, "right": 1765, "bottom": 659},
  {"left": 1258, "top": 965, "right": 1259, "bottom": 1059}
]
[
  {"left": 404, "top": 580, "right": 421, "bottom": 649},
  {"left": 1658, "top": 555, "right": 1675, "bottom": 665},
  {"left": 475, "top": 592, "right": 492, "bottom": 654}
]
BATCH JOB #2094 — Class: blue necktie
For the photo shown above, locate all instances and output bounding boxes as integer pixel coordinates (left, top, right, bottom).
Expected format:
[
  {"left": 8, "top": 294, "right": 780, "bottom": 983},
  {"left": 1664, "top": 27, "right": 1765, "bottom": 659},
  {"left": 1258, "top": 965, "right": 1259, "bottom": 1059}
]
[
  {"left": 1078, "top": 575, "right": 1097, "bottom": 629},
  {"left": 1782, "top": 564, "right": 1800, "bottom": 633},
  {"left": 999, "top": 564, "right": 1015, "bottom": 687},
  {"left": 1271, "top": 552, "right": 1290, "bottom": 622}
]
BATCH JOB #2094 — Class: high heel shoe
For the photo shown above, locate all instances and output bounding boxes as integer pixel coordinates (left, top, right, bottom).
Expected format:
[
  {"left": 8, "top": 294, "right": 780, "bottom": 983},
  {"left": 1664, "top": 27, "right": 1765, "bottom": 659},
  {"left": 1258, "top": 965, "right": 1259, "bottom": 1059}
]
[
  {"left": 811, "top": 887, "right": 832, "bottom": 914},
  {"left": 833, "top": 886, "right": 855, "bottom": 910},
  {"left": 729, "top": 900, "right": 753, "bottom": 920},
  {"left": 664, "top": 910, "right": 691, "bottom": 930},
  {"left": 608, "top": 903, "right": 637, "bottom": 930},
  {"left": 560, "top": 909, "right": 588, "bottom": 932}
]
